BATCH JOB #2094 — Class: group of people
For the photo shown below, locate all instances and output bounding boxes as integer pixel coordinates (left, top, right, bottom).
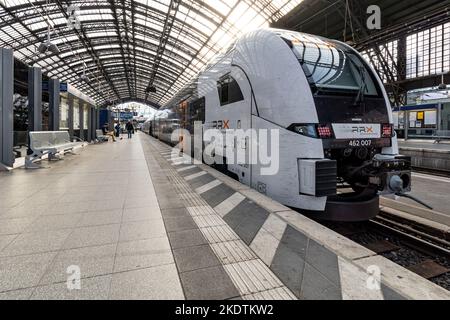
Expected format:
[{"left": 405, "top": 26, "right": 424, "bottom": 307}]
[{"left": 102, "top": 121, "right": 135, "bottom": 142}]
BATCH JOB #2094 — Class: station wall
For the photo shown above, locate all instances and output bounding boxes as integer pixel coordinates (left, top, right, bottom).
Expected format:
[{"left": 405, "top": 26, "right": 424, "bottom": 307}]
[{"left": 0, "top": 51, "right": 99, "bottom": 169}]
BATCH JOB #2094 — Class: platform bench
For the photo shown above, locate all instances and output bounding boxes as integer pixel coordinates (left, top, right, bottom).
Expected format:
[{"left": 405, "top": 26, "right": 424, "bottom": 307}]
[
  {"left": 26, "top": 131, "right": 86, "bottom": 169},
  {"left": 96, "top": 129, "right": 109, "bottom": 142}
]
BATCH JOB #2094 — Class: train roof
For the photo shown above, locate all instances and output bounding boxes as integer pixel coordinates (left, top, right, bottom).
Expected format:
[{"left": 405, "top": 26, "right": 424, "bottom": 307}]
[{"left": 163, "top": 28, "right": 346, "bottom": 109}]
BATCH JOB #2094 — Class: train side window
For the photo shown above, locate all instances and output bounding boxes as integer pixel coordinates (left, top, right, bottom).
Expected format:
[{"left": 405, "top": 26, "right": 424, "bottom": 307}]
[
  {"left": 190, "top": 97, "right": 205, "bottom": 123},
  {"left": 217, "top": 74, "right": 244, "bottom": 106}
]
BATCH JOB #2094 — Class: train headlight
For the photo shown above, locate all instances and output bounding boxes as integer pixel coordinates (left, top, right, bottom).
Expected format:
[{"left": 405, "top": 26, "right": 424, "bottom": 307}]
[
  {"left": 288, "top": 124, "right": 318, "bottom": 138},
  {"left": 288, "top": 124, "right": 334, "bottom": 139},
  {"left": 382, "top": 124, "right": 394, "bottom": 138}
]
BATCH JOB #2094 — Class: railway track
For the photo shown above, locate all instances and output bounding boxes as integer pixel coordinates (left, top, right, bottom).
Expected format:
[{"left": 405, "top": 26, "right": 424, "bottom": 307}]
[
  {"left": 412, "top": 167, "right": 450, "bottom": 178},
  {"left": 322, "top": 210, "right": 450, "bottom": 291}
]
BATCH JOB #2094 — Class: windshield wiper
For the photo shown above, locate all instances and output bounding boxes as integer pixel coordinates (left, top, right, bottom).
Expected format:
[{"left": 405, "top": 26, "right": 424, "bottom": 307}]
[{"left": 353, "top": 65, "right": 368, "bottom": 106}]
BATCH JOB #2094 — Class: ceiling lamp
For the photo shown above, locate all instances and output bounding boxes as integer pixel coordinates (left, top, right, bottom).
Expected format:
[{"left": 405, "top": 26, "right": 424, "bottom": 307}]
[
  {"left": 80, "top": 66, "right": 91, "bottom": 84},
  {"left": 38, "top": 26, "right": 59, "bottom": 55},
  {"left": 438, "top": 73, "right": 447, "bottom": 90},
  {"left": 80, "top": 73, "right": 91, "bottom": 84},
  {"left": 146, "top": 85, "right": 156, "bottom": 93}
]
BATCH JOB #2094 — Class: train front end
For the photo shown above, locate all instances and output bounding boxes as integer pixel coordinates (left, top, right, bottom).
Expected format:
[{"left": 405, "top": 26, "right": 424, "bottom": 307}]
[{"left": 282, "top": 32, "right": 411, "bottom": 221}]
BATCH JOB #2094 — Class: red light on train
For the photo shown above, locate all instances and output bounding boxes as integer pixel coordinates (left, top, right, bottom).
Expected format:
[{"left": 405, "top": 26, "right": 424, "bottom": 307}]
[
  {"left": 317, "top": 125, "right": 333, "bottom": 139},
  {"left": 382, "top": 124, "right": 393, "bottom": 138}
]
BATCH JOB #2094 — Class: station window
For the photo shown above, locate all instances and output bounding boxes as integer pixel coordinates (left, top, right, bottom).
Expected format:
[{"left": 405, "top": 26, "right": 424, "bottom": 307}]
[
  {"left": 59, "top": 94, "right": 69, "bottom": 130},
  {"left": 406, "top": 22, "right": 450, "bottom": 79},
  {"left": 73, "top": 98, "right": 80, "bottom": 130},
  {"left": 217, "top": 74, "right": 244, "bottom": 106},
  {"left": 83, "top": 105, "right": 89, "bottom": 129}
]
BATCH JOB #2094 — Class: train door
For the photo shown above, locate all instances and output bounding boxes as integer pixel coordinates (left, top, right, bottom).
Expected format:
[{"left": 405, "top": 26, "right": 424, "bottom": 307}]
[
  {"left": 178, "top": 100, "right": 189, "bottom": 152},
  {"left": 187, "top": 97, "right": 206, "bottom": 158},
  {"left": 216, "top": 66, "right": 253, "bottom": 186}
]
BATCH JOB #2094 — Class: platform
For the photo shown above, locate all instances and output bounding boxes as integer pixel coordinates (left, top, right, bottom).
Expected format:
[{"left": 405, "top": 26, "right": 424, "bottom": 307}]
[
  {"left": 399, "top": 140, "right": 450, "bottom": 152},
  {"left": 386, "top": 172, "right": 450, "bottom": 219},
  {"left": 398, "top": 140, "right": 450, "bottom": 172},
  {"left": 0, "top": 133, "right": 449, "bottom": 300}
]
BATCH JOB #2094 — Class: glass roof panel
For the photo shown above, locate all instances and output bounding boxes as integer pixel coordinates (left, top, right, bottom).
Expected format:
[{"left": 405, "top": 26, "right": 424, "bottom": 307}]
[{"left": 0, "top": 0, "right": 305, "bottom": 105}]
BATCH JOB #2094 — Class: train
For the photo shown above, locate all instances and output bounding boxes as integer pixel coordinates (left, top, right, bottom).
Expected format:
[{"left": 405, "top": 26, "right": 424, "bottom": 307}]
[{"left": 143, "top": 28, "right": 412, "bottom": 221}]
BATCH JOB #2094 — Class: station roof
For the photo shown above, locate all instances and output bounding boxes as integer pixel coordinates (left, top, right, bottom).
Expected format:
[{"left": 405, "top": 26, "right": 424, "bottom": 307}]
[
  {"left": 275, "top": 0, "right": 447, "bottom": 48},
  {"left": 0, "top": 0, "right": 305, "bottom": 107}
]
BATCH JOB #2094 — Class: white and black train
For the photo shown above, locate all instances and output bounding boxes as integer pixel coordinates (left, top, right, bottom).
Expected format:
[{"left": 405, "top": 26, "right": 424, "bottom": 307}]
[{"left": 143, "top": 28, "right": 412, "bottom": 221}]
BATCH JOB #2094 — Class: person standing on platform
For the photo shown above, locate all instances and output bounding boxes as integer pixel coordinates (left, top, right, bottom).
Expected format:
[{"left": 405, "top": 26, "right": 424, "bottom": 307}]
[
  {"left": 126, "top": 121, "right": 135, "bottom": 139},
  {"left": 115, "top": 122, "right": 121, "bottom": 138}
]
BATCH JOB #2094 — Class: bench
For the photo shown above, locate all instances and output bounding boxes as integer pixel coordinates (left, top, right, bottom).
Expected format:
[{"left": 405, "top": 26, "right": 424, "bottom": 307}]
[
  {"left": 96, "top": 129, "right": 109, "bottom": 142},
  {"left": 13, "top": 131, "right": 28, "bottom": 158},
  {"left": 433, "top": 130, "right": 450, "bottom": 144},
  {"left": 26, "top": 131, "right": 86, "bottom": 169}
]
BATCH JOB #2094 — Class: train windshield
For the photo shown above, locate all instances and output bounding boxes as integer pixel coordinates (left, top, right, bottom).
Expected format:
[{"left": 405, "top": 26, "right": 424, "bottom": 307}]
[{"left": 289, "top": 34, "right": 379, "bottom": 96}]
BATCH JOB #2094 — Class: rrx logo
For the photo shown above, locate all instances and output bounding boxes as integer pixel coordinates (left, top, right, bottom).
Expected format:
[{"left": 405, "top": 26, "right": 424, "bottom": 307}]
[
  {"left": 352, "top": 126, "right": 374, "bottom": 134},
  {"left": 212, "top": 120, "right": 230, "bottom": 130}
]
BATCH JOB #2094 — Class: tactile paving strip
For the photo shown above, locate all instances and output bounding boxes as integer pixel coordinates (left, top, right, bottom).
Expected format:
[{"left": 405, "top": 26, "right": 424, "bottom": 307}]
[
  {"left": 224, "top": 260, "right": 294, "bottom": 297},
  {"left": 145, "top": 137, "right": 296, "bottom": 300},
  {"left": 186, "top": 206, "right": 216, "bottom": 216},
  {"left": 210, "top": 240, "right": 257, "bottom": 264},
  {"left": 200, "top": 226, "right": 241, "bottom": 244}
]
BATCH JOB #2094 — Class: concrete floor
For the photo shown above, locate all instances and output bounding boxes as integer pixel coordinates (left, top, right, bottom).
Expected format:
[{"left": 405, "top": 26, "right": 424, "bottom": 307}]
[
  {"left": 0, "top": 134, "right": 184, "bottom": 300},
  {"left": 0, "top": 133, "right": 294, "bottom": 300},
  {"left": 397, "top": 139, "right": 450, "bottom": 215}
]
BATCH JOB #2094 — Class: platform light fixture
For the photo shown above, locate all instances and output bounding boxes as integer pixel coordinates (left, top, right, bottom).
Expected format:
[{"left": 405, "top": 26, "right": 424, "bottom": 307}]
[
  {"left": 146, "top": 85, "right": 157, "bottom": 94},
  {"left": 80, "top": 74, "right": 91, "bottom": 84},
  {"left": 38, "top": 25, "right": 60, "bottom": 55},
  {"left": 80, "top": 66, "right": 91, "bottom": 84},
  {"left": 79, "top": 62, "right": 91, "bottom": 84},
  {"left": 438, "top": 73, "right": 447, "bottom": 90}
]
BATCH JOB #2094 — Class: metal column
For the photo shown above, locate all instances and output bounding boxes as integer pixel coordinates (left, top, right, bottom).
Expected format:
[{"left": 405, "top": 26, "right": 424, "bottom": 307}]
[
  {"left": 79, "top": 102, "right": 84, "bottom": 140},
  {"left": 405, "top": 110, "right": 409, "bottom": 141},
  {"left": 87, "top": 105, "right": 93, "bottom": 142},
  {"left": 28, "top": 66, "right": 42, "bottom": 131},
  {"left": 0, "top": 48, "right": 14, "bottom": 169},
  {"left": 93, "top": 107, "right": 97, "bottom": 140},
  {"left": 438, "top": 103, "right": 442, "bottom": 132},
  {"left": 49, "top": 78, "right": 60, "bottom": 131},
  {"left": 108, "top": 109, "right": 113, "bottom": 131},
  {"left": 68, "top": 94, "right": 74, "bottom": 137}
]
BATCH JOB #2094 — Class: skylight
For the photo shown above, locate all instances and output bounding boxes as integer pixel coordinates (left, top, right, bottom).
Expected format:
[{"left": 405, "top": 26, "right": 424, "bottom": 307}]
[{"left": 0, "top": 0, "right": 305, "bottom": 105}]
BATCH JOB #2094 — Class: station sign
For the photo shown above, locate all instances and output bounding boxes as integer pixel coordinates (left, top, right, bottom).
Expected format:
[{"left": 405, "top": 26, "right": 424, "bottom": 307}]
[
  {"left": 60, "top": 82, "right": 68, "bottom": 92},
  {"left": 112, "top": 112, "right": 134, "bottom": 120},
  {"left": 42, "top": 81, "right": 68, "bottom": 92}
]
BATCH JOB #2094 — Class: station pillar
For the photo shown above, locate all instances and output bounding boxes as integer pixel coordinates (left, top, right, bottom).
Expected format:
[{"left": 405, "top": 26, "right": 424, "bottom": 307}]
[
  {"left": 79, "top": 103, "right": 84, "bottom": 140},
  {"left": 87, "top": 105, "right": 93, "bottom": 142},
  {"left": 96, "top": 108, "right": 101, "bottom": 134},
  {"left": 0, "top": 48, "right": 14, "bottom": 169},
  {"left": 404, "top": 110, "right": 409, "bottom": 141},
  {"left": 68, "top": 94, "right": 74, "bottom": 138},
  {"left": 28, "top": 66, "right": 42, "bottom": 131},
  {"left": 49, "top": 78, "right": 60, "bottom": 131}
]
